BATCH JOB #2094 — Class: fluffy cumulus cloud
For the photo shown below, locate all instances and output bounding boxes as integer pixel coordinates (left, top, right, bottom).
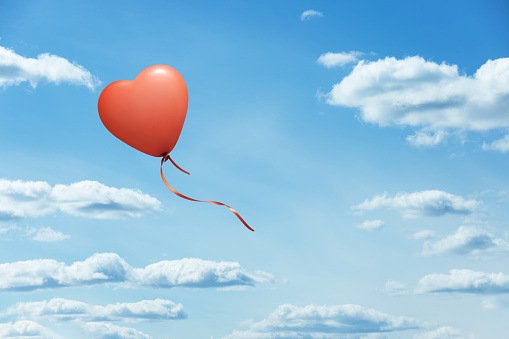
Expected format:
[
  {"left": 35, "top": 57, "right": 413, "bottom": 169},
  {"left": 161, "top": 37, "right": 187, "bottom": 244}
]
[
  {"left": 6, "top": 298, "right": 186, "bottom": 322},
  {"left": 301, "top": 9, "right": 323, "bottom": 21},
  {"left": 83, "top": 322, "right": 151, "bottom": 339},
  {"left": 421, "top": 226, "right": 509, "bottom": 256},
  {"left": 0, "top": 320, "right": 59, "bottom": 339},
  {"left": 0, "top": 253, "right": 272, "bottom": 292},
  {"left": 223, "top": 304, "right": 422, "bottom": 338},
  {"left": 323, "top": 56, "right": 509, "bottom": 147},
  {"left": 352, "top": 190, "right": 479, "bottom": 218},
  {"left": 415, "top": 269, "right": 509, "bottom": 294},
  {"left": 0, "top": 45, "right": 100, "bottom": 89},
  {"left": 356, "top": 219, "right": 384, "bottom": 231},
  {"left": 317, "top": 51, "right": 363, "bottom": 68},
  {"left": 0, "top": 179, "right": 161, "bottom": 220}
]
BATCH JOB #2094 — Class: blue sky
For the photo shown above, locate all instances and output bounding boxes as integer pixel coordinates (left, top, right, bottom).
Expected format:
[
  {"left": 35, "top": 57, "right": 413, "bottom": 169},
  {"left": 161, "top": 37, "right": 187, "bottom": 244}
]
[{"left": 1, "top": 1, "right": 509, "bottom": 338}]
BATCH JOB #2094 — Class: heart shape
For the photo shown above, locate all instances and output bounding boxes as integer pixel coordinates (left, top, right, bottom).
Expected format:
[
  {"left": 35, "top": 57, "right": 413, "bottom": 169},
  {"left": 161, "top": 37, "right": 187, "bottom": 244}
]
[{"left": 98, "top": 65, "right": 188, "bottom": 157}]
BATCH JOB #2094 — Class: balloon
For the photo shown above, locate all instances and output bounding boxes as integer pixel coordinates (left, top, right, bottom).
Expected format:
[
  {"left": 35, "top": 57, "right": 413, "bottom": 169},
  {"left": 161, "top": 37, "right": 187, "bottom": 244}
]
[
  {"left": 97, "top": 65, "right": 254, "bottom": 231},
  {"left": 98, "top": 65, "right": 188, "bottom": 157}
]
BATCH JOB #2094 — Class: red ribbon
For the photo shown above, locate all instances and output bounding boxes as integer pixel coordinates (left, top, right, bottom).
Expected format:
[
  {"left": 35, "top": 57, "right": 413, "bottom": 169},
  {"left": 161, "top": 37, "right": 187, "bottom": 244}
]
[{"left": 160, "top": 155, "right": 254, "bottom": 232}]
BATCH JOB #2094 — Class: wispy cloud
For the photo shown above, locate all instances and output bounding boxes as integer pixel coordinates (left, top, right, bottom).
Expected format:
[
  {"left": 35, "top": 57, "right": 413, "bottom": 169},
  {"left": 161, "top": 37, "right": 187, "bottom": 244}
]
[
  {"left": 415, "top": 269, "right": 509, "bottom": 294},
  {"left": 0, "top": 253, "right": 273, "bottom": 292},
  {"left": 6, "top": 298, "right": 186, "bottom": 322},
  {"left": 352, "top": 190, "right": 479, "bottom": 218},
  {"left": 317, "top": 51, "right": 363, "bottom": 68},
  {"left": 383, "top": 280, "right": 410, "bottom": 295},
  {"left": 482, "top": 295, "right": 509, "bottom": 309},
  {"left": 0, "top": 179, "right": 161, "bottom": 220},
  {"left": 406, "top": 130, "right": 447, "bottom": 147},
  {"left": 413, "top": 326, "right": 466, "bottom": 339},
  {"left": 323, "top": 56, "right": 509, "bottom": 144},
  {"left": 482, "top": 135, "right": 509, "bottom": 153},
  {"left": 421, "top": 226, "right": 509, "bottom": 256},
  {"left": 82, "top": 322, "right": 151, "bottom": 339},
  {"left": 301, "top": 10, "right": 323, "bottom": 21},
  {"left": 356, "top": 219, "right": 384, "bottom": 231},
  {"left": 0, "top": 225, "right": 69, "bottom": 242},
  {"left": 0, "top": 45, "right": 100, "bottom": 90},
  {"left": 25, "top": 226, "right": 70, "bottom": 242},
  {"left": 223, "top": 304, "right": 422, "bottom": 338},
  {"left": 413, "top": 230, "right": 436, "bottom": 240}
]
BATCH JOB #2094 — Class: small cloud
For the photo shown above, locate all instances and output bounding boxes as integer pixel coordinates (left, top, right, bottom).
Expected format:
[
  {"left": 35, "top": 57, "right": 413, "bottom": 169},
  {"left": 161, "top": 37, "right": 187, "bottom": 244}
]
[
  {"left": 83, "top": 322, "right": 152, "bottom": 339},
  {"left": 482, "top": 295, "right": 509, "bottom": 309},
  {"left": 26, "top": 226, "right": 70, "bottom": 242},
  {"left": 383, "top": 280, "right": 410, "bottom": 295},
  {"left": 421, "top": 226, "right": 509, "bottom": 256},
  {"left": 357, "top": 219, "right": 384, "bottom": 231},
  {"left": 352, "top": 190, "right": 480, "bottom": 218},
  {"left": 301, "top": 9, "right": 323, "bottom": 21},
  {"left": 0, "top": 179, "right": 162, "bottom": 220},
  {"left": 413, "top": 326, "right": 466, "bottom": 339},
  {"left": 223, "top": 303, "right": 422, "bottom": 338},
  {"left": 0, "top": 224, "right": 69, "bottom": 242},
  {"left": 317, "top": 51, "right": 363, "bottom": 68},
  {"left": 482, "top": 135, "right": 509, "bottom": 153},
  {"left": 413, "top": 230, "right": 436, "bottom": 240},
  {"left": 6, "top": 298, "right": 186, "bottom": 322},
  {"left": 406, "top": 130, "right": 447, "bottom": 148},
  {"left": 0, "top": 320, "right": 59, "bottom": 339},
  {"left": 0, "top": 45, "right": 100, "bottom": 90},
  {"left": 415, "top": 269, "right": 509, "bottom": 294}
]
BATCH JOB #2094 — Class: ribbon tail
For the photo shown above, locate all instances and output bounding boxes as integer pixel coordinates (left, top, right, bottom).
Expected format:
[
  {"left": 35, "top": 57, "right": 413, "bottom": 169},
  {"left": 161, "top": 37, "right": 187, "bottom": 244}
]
[
  {"left": 160, "top": 157, "right": 254, "bottom": 232},
  {"left": 166, "top": 155, "right": 190, "bottom": 175}
]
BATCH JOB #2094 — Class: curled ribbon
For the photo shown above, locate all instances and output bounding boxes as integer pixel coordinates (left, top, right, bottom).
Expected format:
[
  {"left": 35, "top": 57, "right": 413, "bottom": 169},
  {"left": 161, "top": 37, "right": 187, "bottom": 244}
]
[{"left": 160, "top": 155, "right": 254, "bottom": 232}]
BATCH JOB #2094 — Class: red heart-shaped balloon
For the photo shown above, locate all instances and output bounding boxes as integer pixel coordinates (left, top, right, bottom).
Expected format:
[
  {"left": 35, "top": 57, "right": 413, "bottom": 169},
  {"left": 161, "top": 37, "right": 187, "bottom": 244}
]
[{"left": 98, "top": 65, "right": 188, "bottom": 157}]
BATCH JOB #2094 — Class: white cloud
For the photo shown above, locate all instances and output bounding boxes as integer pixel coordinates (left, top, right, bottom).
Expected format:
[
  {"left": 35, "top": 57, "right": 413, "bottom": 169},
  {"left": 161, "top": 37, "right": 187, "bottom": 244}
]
[
  {"left": 352, "top": 190, "right": 479, "bottom": 218},
  {"left": 0, "top": 253, "right": 272, "bottom": 292},
  {"left": 482, "top": 295, "right": 509, "bottom": 309},
  {"left": 317, "top": 51, "right": 363, "bottom": 68},
  {"left": 414, "top": 326, "right": 466, "bottom": 339},
  {"left": 6, "top": 298, "right": 186, "bottom": 322},
  {"left": 406, "top": 130, "right": 447, "bottom": 147},
  {"left": 301, "top": 10, "right": 323, "bottom": 21},
  {"left": 222, "top": 304, "right": 422, "bottom": 338},
  {"left": 0, "top": 45, "right": 100, "bottom": 90},
  {"left": 383, "top": 280, "right": 410, "bottom": 295},
  {"left": 357, "top": 219, "right": 384, "bottom": 231},
  {"left": 482, "top": 134, "right": 509, "bottom": 153},
  {"left": 413, "top": 230, "right": 436, "bottom": 240},
  {"left": 0, "top": 179, "right": 162, "bottom": 220},
  {"left": 83, "top": 322, "right": 151, "bottom": 339},
  {"left": 0, "top": 225, "right": 69, "bottom": 242},
  {"left": 415, "top": 269, "right": 509, "bottom": 294},
  {"left": 0, "top": 320, "right": 59, "bottom": 339},
  {"left": 421, "top": 226, "right": 509, "bottom": 256},
  {"left": 26, "top": 226, "right": 70, "bottom": 242},
  {"left": 324, "top": 56, "right": 509, "bottom": 135}
]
